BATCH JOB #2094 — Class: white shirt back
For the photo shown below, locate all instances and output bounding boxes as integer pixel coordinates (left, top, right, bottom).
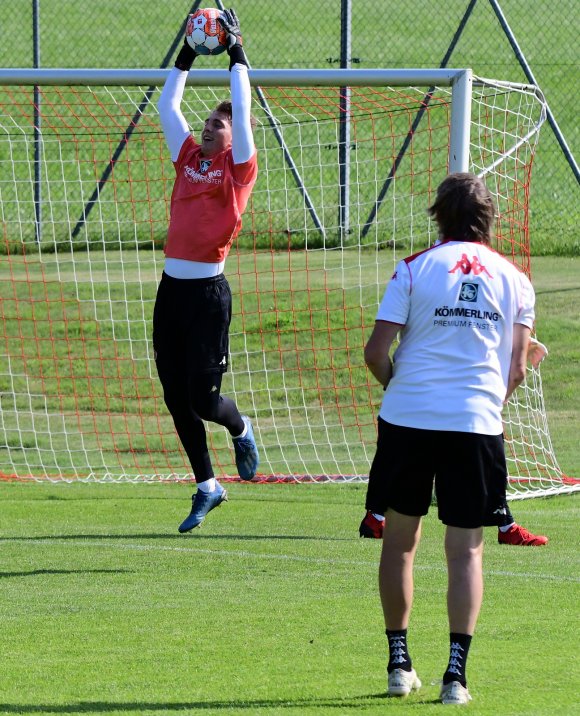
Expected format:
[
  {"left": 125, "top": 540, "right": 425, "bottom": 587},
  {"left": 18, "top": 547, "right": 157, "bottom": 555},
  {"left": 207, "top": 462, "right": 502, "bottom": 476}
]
[{"left": 377, "top": 240, "right": 535, "bottom": 435}]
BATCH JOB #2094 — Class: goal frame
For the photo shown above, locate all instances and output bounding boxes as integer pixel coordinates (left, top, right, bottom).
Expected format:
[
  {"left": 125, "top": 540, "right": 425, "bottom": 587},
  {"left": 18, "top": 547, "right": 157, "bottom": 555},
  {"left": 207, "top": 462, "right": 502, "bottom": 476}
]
[
  {"left": 1, "top": 67, "right": 473, "bottom": 168},
  {"left": 0, "top": 67, "right": 575, "bottom": 497}
]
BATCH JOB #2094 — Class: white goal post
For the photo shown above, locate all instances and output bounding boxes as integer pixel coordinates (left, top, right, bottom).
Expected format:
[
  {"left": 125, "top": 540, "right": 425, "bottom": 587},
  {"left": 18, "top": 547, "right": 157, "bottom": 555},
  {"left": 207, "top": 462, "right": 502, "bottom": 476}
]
[{"left": 0, "top": 67, "right": 576, "bottom": 498}]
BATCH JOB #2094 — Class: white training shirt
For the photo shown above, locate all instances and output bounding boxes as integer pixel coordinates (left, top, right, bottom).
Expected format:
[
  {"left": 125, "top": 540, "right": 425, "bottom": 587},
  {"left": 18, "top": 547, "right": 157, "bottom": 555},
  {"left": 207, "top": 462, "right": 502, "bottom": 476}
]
[{"left": 377, "top": 240, "right": 535, "bottom": 435}]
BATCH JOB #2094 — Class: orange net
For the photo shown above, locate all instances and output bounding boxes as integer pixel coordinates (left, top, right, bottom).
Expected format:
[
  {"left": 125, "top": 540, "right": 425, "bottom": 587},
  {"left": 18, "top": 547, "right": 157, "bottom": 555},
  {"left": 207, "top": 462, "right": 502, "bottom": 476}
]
[{"left": 0, "top": 77, "right": 573, "bottom": 495}]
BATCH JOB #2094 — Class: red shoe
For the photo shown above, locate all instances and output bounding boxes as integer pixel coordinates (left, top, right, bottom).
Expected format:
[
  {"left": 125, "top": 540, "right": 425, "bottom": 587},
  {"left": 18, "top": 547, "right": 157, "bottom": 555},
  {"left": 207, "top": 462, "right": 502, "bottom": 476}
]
[
  {"left": 498, "top": 523, "right": 548, "bottom": 546},
  {"left": 359, "top": 510, "right": 385, "bottom": 539}
]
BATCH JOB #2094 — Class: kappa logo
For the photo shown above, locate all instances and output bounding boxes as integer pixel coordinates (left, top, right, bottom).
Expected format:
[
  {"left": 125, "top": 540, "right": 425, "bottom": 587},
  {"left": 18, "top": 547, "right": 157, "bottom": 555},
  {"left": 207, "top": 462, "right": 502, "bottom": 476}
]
[
  {"left": 200, "top": 159, "right": 213, "bottom": 174},
  {"left": 449, "top": 253, "right": 493, "bottom": 277},
  {"left": 459, "top": 282, "right": 479, "bottom": 302},
  {"left": 220, "top": 356, "right": 227, "bottom": 365}
]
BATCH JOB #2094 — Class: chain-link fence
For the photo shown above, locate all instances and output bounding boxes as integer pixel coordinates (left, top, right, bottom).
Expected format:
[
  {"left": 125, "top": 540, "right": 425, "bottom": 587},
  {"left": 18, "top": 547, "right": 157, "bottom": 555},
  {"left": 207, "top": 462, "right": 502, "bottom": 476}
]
[{"left": 2, "top": 0, "right": 578, "bottom": 253}]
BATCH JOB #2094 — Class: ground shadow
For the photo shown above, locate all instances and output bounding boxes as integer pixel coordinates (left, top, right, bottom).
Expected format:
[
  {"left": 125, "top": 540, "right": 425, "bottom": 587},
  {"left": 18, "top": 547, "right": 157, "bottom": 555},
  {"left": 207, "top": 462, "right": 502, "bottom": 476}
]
[
  {"left": 0, "top": 568, "right": 132, "bottom": 579},
  {"left": 535, "top": 286, "right": 580, "bottom": 295},
  {"left": 0, "top": 692, "right": 444, "bottom": 713},
  {"left": 0, "top": 533, "right": 350, "bottom": 542}
]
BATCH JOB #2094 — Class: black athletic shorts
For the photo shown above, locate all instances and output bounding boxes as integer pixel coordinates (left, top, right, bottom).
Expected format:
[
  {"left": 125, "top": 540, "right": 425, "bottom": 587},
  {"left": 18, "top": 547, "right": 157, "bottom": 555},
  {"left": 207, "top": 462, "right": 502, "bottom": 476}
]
[
  {"left": 153, "top": 272, "right": 232, "bottom": 374},
  {"left": 366, "top": 418, "right": 509, "bottom": 528}
]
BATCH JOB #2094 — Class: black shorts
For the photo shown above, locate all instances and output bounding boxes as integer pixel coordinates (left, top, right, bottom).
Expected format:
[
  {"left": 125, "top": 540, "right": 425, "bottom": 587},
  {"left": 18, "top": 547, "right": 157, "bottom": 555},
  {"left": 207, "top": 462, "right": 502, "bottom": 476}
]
[
  {"left": 366, "top": 418, "right": 508, "bottom": 528},
  {"left": 153, "top": 272, "right": 232, "bottom": 374}
]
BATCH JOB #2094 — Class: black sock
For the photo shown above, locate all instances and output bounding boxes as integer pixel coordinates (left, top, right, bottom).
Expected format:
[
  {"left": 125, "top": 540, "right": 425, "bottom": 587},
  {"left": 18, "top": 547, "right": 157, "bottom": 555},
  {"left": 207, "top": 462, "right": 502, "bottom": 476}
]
[
  {"left": 443, "top": 632, "right": 472, "bottom": 687},
  {"left": 386, "top": 629, "right": 412, "bottom": 673}
]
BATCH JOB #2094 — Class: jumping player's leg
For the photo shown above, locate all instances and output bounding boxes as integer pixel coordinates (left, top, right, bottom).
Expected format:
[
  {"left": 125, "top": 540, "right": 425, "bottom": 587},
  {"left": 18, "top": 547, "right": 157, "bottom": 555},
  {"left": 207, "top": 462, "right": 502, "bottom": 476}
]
[
  {"left": 180, "top": 275, "right": 258, "bottom": 479},
  {"left": 190, "top": 370, "right": 244, "bottom": 437},
  {"left": 188, "top": 371, "right": 258, "bottom": 480},
  {"left": 153, "top": 275, "right": 230, "bottom": 530},
  {"left": 154, "top": 272, "right": 242, "bottom": 477},
  {"left": 152, "top": 281, "right": 215, "bottom": 485},
  {"left": 152, "top": 346, "right": 216, "bottom": 480}
]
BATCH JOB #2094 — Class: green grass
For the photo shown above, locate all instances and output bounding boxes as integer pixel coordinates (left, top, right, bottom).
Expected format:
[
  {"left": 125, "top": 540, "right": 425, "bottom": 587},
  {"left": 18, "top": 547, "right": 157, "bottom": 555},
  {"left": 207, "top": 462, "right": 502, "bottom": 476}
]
[
  {"left": 531, "top": 257, "right": 580, "bottom": 477},
  {"left": 0, "top": 482, "right": 578, "bottom": 715}
]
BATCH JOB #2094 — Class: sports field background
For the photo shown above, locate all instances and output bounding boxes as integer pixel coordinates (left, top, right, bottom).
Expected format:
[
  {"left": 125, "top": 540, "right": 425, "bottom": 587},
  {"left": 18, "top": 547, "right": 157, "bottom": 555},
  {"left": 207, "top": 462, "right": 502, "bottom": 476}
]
[
  {"left": 0, "top": 3, "right": 579, "bottom": 714},
  {"left": 0, "top": 0, "right": 580, "bottom": 482},
  {"left": 1, "top": 0, "right": 578, "bottom": 254}
]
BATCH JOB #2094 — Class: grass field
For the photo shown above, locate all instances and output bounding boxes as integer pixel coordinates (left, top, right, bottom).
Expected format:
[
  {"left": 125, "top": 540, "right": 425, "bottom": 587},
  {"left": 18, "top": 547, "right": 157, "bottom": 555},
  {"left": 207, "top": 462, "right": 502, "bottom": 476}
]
[
  {"left": 528, "top": 257, "right": 580, "bottom": 478},
  {"left": 0, "top": 259, "right": 578, "bottom": 714},
  {"left": 0, "top": 482, "right": 578, "bottom": 716},
  {"left": 0, "top": 250, "right": 577, "bottom": 712}
]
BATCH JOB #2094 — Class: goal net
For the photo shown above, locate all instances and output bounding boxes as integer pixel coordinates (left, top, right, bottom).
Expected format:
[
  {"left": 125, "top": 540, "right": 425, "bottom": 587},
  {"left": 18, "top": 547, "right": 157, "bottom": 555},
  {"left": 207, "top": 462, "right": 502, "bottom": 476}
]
[{"left": 0, "top": 68, "right": 576, "bottom": 497}]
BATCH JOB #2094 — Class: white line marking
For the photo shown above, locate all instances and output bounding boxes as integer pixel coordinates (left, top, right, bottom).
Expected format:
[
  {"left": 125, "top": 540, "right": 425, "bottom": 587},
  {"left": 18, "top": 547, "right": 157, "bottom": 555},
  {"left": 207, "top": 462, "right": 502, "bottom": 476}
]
[{"left": 3, "top": 537, "right": 578, "bottom": 583}]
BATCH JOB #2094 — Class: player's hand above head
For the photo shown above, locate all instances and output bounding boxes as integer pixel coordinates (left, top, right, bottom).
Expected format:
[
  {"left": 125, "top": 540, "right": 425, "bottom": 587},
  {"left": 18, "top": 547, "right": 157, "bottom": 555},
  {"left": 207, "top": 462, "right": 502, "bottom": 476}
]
[
  {"left": 174, "top": 15, "right": 199, "bottom": 72},
  {"left": 218, "top": 8, "right": 242, "bottom": 49}
]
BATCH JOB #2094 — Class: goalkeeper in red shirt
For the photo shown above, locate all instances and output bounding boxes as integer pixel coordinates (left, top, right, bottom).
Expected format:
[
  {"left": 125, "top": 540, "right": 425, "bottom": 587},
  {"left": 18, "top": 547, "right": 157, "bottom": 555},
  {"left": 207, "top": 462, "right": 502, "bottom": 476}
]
[{"left": 154, "top": 9, "right": 259, "bottom": 533}]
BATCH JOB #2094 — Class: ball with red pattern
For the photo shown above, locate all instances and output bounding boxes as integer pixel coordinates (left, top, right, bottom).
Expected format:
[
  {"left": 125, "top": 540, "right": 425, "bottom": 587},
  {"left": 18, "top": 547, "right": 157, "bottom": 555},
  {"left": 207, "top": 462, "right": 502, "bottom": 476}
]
[{"left": 185, "top": 8, "right": 228, "bottom": 56}]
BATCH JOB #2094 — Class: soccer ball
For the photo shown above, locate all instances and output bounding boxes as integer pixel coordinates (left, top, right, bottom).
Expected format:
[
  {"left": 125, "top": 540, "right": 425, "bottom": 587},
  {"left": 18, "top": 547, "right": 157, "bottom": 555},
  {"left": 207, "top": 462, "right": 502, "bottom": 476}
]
[{"left": 185, "top": 8, "right": 228, "bottom": 56}]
